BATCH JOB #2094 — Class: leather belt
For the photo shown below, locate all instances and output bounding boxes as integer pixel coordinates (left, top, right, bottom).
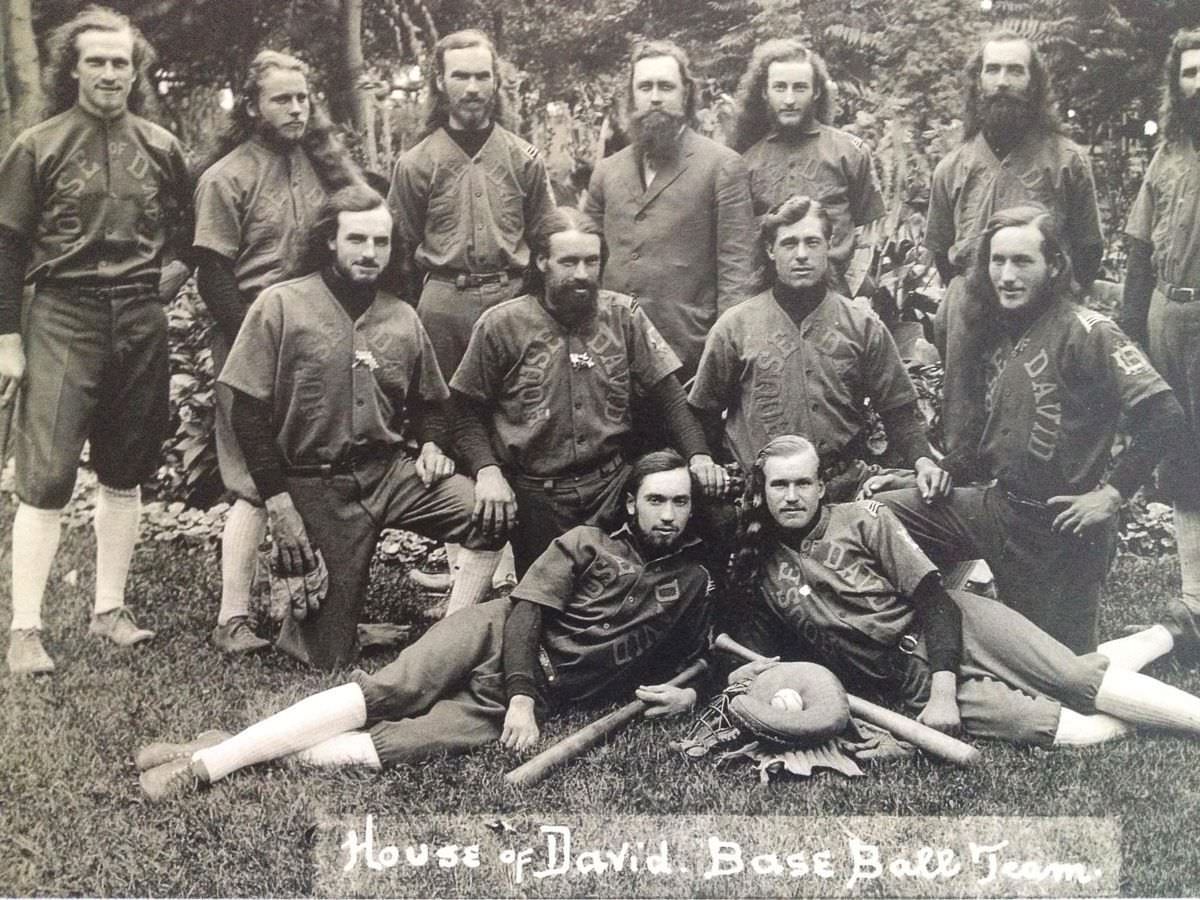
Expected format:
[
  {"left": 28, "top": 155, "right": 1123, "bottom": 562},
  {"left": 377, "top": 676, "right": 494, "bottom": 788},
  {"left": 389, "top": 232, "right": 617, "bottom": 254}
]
[
  {"left": 284, "top": 444, "right": 397, "bottom": 477},
  {"left": 427, "top": 269, "right": 522, "bottom": 289},
  {"left": 512, "top": 455, "right": 625, "bottom": 491},
  {"left": 1162, "top": 283, "right": 1200, "bottom": 303},
  {"left": 999, "top": 485, "right": 1055, "bottom": 519},
  {"left": 40, "top": 279, "right": 158, "bottom": 300}
]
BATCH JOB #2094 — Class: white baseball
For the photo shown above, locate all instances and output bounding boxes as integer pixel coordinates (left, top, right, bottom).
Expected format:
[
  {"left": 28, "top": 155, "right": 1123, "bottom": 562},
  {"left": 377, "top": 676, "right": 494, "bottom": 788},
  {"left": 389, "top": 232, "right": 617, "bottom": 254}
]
[{"left": 770, "top": 688, "right": 805, "bottom": 712}]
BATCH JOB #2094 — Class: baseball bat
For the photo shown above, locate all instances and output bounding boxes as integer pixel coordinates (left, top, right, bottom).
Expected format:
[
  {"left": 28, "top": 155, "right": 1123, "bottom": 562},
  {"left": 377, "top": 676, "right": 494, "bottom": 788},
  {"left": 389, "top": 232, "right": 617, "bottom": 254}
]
[
  {"left": 504, "top": 658, "right": 709, "bottom": 787},
  {"left": 712, "top": 632, "right": 982, "bottom": 768}
]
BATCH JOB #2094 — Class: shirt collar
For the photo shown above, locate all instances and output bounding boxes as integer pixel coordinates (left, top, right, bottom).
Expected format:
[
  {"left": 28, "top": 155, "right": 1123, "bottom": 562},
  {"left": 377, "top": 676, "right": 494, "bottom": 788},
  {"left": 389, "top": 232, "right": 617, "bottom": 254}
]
[
  {"left": 610, "top": 521, "right": 701, "bottom": 559},
  {"left": 767, "top": 122, "right": 822, "bottom": 142}
]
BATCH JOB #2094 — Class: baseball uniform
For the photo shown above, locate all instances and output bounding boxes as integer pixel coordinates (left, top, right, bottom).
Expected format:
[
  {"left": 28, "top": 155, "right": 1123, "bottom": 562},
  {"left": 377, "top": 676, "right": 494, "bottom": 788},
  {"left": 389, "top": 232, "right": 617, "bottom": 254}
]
[
  {"left": 220, "top": 271, "right": 501, "bottom": 669},
  {"left": 354, "top": 521, "right": 714, "bottom": 764},
  {"left": 388, "top": 125, "right": 556, "bottom": 377},
  {"left": 734, "top": 500, "right": 1112, "bottom": 747},
  {"left": 878, "top": 301, "right": 1172, "bottom": 653},
  {"left": 0, "top": 105, "right": 192, "bottom": 508}
]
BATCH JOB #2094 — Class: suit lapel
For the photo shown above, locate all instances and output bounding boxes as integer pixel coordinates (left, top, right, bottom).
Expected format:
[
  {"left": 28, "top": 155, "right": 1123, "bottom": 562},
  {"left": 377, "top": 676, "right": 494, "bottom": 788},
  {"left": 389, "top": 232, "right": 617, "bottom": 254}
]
[{"left": 632, "top": 129, "right": 695, "bottom": 212}]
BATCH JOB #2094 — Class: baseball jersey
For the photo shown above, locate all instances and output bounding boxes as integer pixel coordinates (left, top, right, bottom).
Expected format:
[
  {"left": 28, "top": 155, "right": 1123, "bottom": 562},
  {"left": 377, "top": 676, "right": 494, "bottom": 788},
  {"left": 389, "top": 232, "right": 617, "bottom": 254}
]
[
  {"left": 756, "top": 501, "right": 937, "bottom": 694},
  {"left": 0, "top": 105, "right": 191, "bottom": 284},
  {"left": 742, "top": 125, "right": 885, "bottom": 267},
  {"left": 977, "top": 301, "right": 1169, "bottom": 499},
  {"left": 387, "top": 125, "right": 555, "bottom": 274},
  {"left": 689, "top": 289, "right": 916, "bottom": 470},
  {"left": 450, "top": 291, "right": 681, "bottom": 477},
  {"left": 219, "top": 272, "right": 448, "bottom": 464},
  {"left": 512, "top": 523, "right": 715, "bottom": 703},
  {"left": 193, "top": 136, "right": 326, "bottom": 299},
  {"left": 1125, "top": 139, "right": 1200, "bottom": 287},
  {"left": 926, "top": 131, "right": 1102, "bottom": 270}
]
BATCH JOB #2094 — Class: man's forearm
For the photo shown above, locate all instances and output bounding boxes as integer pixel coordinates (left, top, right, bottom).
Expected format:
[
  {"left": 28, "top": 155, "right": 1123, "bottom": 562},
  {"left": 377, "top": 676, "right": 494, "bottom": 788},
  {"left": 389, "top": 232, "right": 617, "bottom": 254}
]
[
  {"left": 196, "top": 250, "right": 248, "bottom": 340},
  {"left": 878, "top": 400, "right": 934, "bottom": 468},
  {"left": 1119, "top": 238, "right": 1155, "bottom": 347},
  {"left": 230, "top": 387, "right": 287, "bottom": 501},
  {"left": 0, "top": 226, "right": 31, "bottom": 335},
  {"left": 450, "top": 391, "right": 501, "bottom": 475},
  {"left": 1110, "top": 390, "right": 1188, "bottom": 499}
]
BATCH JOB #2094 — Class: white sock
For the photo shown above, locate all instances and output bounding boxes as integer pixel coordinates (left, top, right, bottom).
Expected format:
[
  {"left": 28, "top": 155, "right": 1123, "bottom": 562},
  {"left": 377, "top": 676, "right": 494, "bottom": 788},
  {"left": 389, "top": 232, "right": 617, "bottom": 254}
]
[
  {"left": 1095, "top": 667, "right": 1200, "bottom": 734},
  {"left": 1052, "top": 708, "right": 1133, "bottom": 746},
  {"left": 444, "top": 548, "right": 501, "bottom": 618},
  {"left": 10, "top": 503, "right": 63, "bottom": 631},
  {"left": 291, "top": 731, "right": 381, "bottom": 769},
  {"left": 193, "top": 683, "right": 368, "bottom": 782},
  {"left": 93, "top": 484, "right": 141, "bottom": 616},
  {"left": 1098, "top": 624, "right": 1174, "bottom": 672},
  {"left": 445, "top": 542, "right": 462, "bottom": 583},
  {"left": 492, "top": 542, "right": 516, "bottom": 588},
  {"left": 218, "top": 500, "right": 268, "bottom": 624}
]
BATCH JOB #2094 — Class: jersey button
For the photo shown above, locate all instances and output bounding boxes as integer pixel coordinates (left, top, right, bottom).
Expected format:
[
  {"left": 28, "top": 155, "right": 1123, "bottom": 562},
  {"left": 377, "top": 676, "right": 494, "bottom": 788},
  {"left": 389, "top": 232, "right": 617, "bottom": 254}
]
[
  {"left": 576, "top": 435, "right": 585, "bottom": 443},
  {"left": 356, "top": 399, "right": 365, "bottom": 407},
  {"left": 574, "top": 402, "right": 582, "bottom": 410},
  {"left": 475, "top": 191, "right": 482, "bottom": 198}
]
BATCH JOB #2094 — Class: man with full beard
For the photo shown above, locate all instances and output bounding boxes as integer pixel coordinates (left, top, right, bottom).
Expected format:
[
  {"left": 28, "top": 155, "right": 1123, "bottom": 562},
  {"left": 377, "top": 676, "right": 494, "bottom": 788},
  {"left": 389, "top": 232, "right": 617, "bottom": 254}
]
[
  {"left": 449, "top": 207, "right": 723, "bottom": 579},
  {"left": 582, "top": 40, "right": 756, "bottom": 383},
  {"left": 928, "top": 33, "right": 1105, "bottom": 474},
  {"left": 875, "top": 205, "right": 1186, "bottom": 655},
  {"left": 1116, "top": 30, "right": 1200, "bottom": 668},
  {"left": 733, "top": 40, "right": 885, "bottom": 296}
]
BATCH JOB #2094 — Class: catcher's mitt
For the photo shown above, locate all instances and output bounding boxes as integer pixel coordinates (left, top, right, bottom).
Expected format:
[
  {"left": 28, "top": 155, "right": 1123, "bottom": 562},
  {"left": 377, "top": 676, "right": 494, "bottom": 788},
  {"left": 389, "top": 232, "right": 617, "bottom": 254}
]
[
  {"left": 266, "top": 549, "right": 329, "bottom": 622},
  {"left": 728, "top": 661, "right": 851, "bottom": 744}
]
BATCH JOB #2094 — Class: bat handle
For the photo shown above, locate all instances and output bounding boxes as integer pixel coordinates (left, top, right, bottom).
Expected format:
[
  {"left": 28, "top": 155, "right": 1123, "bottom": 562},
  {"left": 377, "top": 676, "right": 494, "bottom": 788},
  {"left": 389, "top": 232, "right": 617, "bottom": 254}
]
[{"left": 711, "top": 632, "right": 767, "bottom": 663}]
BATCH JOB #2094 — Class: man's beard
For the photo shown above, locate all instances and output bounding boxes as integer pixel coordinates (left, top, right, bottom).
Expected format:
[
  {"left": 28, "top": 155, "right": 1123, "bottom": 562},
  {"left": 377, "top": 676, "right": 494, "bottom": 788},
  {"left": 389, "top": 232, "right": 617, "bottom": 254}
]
[
  {"left": 545, "top": 279, "right": 599, "bottom": 327},
  {"left": 450, "top": 94, "right": 493, "bottom": 129},
  {"left": 979, "top": 91, "right": 1035, "bottom": 140},
  {"left": 1177, "top": 94, "right": 1200, "bottom": 139},
  {"left": 630, "top": 108, "right": 685, "bottom": 165}
]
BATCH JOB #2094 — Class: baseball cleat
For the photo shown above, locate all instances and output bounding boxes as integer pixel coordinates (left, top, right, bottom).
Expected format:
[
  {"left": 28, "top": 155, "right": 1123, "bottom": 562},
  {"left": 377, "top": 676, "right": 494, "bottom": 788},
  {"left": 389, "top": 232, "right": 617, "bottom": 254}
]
[
  {"left": 7, "top": 629, "right": 55, "bottom": 675},
  {"left": 89, "top": 607, "right": 155, "bottom": 646},
  {"left": 135, "top": 729, "right": 232, "bottom": 772},
  {"left": 139, "top": 756, "right": 210, "bottom": 802},
  {"left": 211, "top": 617, "right": 270, "bottom": 654}
]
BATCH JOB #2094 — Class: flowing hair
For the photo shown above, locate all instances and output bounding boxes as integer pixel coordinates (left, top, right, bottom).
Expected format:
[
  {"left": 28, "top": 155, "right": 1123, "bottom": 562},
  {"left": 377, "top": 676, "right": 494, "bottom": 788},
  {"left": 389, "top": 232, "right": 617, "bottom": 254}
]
[
  {"left": 730, "top": 435, "right": 819, "bottom": 604},
  {"left": 195, "top": 50, "right": 360, "bottom": 192},
  {"left": 1160, "top": 29, "right": 1200, "bottom": 143},
  {"left": 42, "top": 5, "right": 158, "bottom": 119},
  {"left": 420, "top": 30, "right": 514, "bottom": 138},
  {"left": 299, "top": 183, "right": 388, "bottom": 274},
  {"left": 960, "top": 31, "right": 1061, "bottom": 140},
  {"left": 732, "top": 39, "right": 834, "bottom": 152},
  {"left": 525, "top": 206, "right": 606, "bottom": 296}
]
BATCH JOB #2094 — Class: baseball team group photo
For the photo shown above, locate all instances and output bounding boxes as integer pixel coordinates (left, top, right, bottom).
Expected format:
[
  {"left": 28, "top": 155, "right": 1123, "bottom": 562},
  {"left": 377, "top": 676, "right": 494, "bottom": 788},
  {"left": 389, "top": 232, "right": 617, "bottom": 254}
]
[{"left": 2, "top": 0, "right": 1200, "bottom": 896}]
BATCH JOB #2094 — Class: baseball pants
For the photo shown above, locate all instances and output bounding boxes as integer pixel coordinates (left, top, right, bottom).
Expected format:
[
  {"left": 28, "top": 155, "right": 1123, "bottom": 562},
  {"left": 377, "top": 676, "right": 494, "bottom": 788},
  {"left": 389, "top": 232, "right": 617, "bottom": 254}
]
[
  {"left": 417, "top": 275, "right": 522, "bottom": 379},
  {"left": 275, "top": 454, "right": 503, "bottom": 670},
  {"left": 877, "top": 484, "right": 1116, "bottom": 654},
  {"left": 15, "top": 283, "right": 169, "bottom": 508}
]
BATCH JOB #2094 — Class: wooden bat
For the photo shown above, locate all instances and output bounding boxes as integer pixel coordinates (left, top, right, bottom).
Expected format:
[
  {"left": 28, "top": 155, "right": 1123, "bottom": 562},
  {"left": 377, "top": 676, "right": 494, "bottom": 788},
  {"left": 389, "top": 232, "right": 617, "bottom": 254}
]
[
  {"left": 712, "top": 632, "right": 982, "bottom": 768},
  {"left": 504, "top": 658, "right": 709, "bottom": 787}
]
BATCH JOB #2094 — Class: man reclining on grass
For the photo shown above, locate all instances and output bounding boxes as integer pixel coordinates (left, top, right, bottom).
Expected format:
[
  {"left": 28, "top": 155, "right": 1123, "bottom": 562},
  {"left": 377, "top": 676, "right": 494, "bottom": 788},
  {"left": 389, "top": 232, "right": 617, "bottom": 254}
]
[
  {"left": 722, "top": 434, "right": 1200, "bottom": 748},
  {"left": 136, "top": 450, "right": 715, "bottom": 800}
]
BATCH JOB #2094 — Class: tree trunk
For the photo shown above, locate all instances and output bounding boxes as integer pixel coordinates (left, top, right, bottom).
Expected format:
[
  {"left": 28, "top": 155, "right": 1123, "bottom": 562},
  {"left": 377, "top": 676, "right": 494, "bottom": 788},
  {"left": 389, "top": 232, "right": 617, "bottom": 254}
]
[
  {"left": 1, "top": 0, "right": 43, "bottom": 154},
  {"left": 340, "top": 0, "right": 368, "bottom": 134}
]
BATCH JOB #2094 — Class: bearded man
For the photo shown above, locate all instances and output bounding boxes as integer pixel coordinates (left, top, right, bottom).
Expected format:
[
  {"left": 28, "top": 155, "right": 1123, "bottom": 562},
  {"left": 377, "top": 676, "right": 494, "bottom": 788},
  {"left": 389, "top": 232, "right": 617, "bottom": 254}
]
[{"left": 582, "top": 40, "right": 756, "bottom": 384}]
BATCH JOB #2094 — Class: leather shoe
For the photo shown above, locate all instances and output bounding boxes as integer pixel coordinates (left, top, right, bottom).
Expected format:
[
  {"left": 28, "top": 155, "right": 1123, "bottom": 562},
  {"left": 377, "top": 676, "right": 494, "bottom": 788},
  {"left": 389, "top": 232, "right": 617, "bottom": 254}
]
[
  {"left": 7, "top": 629, "right": 55, "bottom": 675},
  {"left": 89, "top": 607, "right": 155, "bottom": 646},
  {"left": 211, "top": 617, "right": 270, "bottom": 654},
  {"left": 135, "top": 729, "right": 232, "bottom": 772}
]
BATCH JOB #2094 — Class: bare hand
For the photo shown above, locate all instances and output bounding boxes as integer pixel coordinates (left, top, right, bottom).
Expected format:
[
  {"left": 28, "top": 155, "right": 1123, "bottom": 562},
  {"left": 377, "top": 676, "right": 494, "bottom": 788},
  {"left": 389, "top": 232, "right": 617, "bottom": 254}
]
[
  {"left": 727, "top": 656, "right": 779, "bottom": 685},
  {"left": 1047, "top": 485, "right": 1121, "bottom": 537},
  {"left": 0, "top": 333, "right": 26, "bottom": 406},
  {"left": 688, "top": 453, "right": 728, "bottom": 498},
  {"left": 914, "top": 457, "right": 952, "bottom": 504},
  {"left": 859, "top": 470, "right": 914, "bottom": 499},
  {"left": 472, "top": 465, "right": 517, "bottom": 538},
  {"left": 636, "top": 683, "right": 697, "bottom": 718},
  {"left": 158, "top": 260, "right": 192, "bottom": 303},
  {"left": 499, "top": 695, "right": 539, "bottom": 753},
  {"left": 415, "top": 441, "right": 455, "bottom": 486},
  {"left": 265, "top": 493, "right": 317, "bottom": 576},
  {"left": 917, "top": 671, "right": 962, "bottom": 735}
]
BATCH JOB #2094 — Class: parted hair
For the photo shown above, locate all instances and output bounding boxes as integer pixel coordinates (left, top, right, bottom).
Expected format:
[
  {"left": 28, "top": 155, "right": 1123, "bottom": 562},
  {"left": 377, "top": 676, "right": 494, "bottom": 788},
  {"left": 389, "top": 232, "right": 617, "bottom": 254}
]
[
  {"left": 732, "top": 39, "right": 834, "bottom": 152},
  {"left": 965, "top": 203, "right": 1076, "bottom": 305},
  {"left": 526, "top": 206, "right": 607, "bottom": 295},
  {"left": 1160, "top": 29, "right": 1200, "bottom": 143},
  {"left": 422, "top": 29, "right": 513, "bottom": 137},
  {"left": 43, "top": 5, "right": 158, "bottom": 118},
  {"left": 196, "top": 50, "right": 360, "bottom": 192},
  {"left": 627, "top": 39, "right": 699, "bottom": 125},
  {"left": 730, "top": 435, "right": 820, "bottom": 602},
  {"left": 301, "top": 183, "right": 388, "bottom": 272},
  {"left": 625, "top": 448, "right": 690, "bottom": 500},
  {"left": 961, "top": 30, "right": 1060, "bottom": 140}
]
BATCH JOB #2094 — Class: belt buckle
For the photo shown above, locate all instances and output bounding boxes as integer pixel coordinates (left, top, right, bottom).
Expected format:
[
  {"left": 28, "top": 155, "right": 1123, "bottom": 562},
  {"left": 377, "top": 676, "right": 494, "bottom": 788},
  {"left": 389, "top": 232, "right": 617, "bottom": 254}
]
[
  {"left": 1178, "top": 287, "right": 1198, "bottom": 303},
  {"left": 455, "top": 274, "right": 470, "bottom": 289},
  {"left": 898, "top": 634, "right": 919, "bottom": 655}
]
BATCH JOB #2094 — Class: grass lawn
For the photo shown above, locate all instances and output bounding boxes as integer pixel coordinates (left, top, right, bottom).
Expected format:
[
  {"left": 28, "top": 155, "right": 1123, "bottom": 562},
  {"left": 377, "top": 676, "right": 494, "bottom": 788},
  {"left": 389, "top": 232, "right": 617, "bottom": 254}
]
[{"left": 2, "top": 493, "right": 1199, "bottom": 897}]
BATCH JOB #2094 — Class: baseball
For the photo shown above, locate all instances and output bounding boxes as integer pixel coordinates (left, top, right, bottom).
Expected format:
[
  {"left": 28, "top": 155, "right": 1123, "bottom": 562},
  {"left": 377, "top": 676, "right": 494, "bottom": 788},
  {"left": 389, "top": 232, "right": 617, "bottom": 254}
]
[{"left": 770, "top": 688, "right": 805, "bottom": 711}]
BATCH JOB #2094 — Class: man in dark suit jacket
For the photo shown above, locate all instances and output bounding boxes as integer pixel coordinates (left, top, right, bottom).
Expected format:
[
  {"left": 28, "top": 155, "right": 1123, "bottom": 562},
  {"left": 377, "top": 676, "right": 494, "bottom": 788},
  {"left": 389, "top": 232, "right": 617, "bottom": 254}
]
[{"left": 583, "top": 40, "right": 756, "bottom": 384}]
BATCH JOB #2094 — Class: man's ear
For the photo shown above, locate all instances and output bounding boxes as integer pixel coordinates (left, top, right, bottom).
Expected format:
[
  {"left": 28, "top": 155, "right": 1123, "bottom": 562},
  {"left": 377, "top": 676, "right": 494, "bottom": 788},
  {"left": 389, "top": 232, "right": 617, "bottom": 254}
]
[
  {"left": 535, "top": 254, "right": 548, "bottom": 274},
  {"left": 817, "top": 480, "right": 826, "bottom": 500},
  {"left": 625, "top": 492, "right": 636, "bottom": 517}
]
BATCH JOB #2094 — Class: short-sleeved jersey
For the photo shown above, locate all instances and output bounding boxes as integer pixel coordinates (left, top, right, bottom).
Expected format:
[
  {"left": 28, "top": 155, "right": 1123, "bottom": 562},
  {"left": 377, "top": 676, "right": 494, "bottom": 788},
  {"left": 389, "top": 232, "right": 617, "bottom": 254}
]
[
  {"left": 689, "top": 289, "right": 917, "bottom": 470},
  {"left": 756, "top": 501, "right": 937, "bottom": 694},
  {"left": 978, "top": 301, "right": 1169, "bottom": 499},
  {"left": 387, "top": 125, "right": 555, "bottom": 274},
  {"left": 219, "top": 272, "right": 449, "bottom": 464},
  {"left": 450, "top": 291, "right": 681, "bottom": 477},
  {"left": 1125, "top": 140, "right": 1200, "bottom": 287},
  {"left": 742, "top": 125, "right": 885, "bottom": 267},
  {"left": 926, "top": 132, "right": 1102, "bottom": 270},
  {"left": 512, "top": 523, "right": 715, "bottom": 703},
  {"left": 193, "top": 137, "right": 326, "bottom": 299},
  {"left": 0, "top": 106, "right": 191, "bottom": 283}
]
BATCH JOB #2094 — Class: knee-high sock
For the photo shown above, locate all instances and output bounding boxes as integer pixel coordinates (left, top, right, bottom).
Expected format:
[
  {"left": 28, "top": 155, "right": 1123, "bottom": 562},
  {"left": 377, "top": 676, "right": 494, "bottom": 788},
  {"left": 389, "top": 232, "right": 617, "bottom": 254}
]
[
  {"left": 1098, "top": 625, "right": 1174, "bottom": 672},
  {"left": 1095, "top": 667, "right": 1200, "bottom": 734},
  {"left": 444, "top": 548, "right": 500, "bottom": 618},
  {"left": 291, "top": 731, "right": 381, "bottom": 769},
  {"left": 1052, "top": 708, "right": 1133, "bottom": 746},
  {"left": 193, "top": 683, "right": 368, "bottom": 783},
  {"left": 10, "top": 503, "right": 63, "bottom": 631},
  {"left": 93, "top": 484, "right": 141, "bottom": 615},
  {"left": 219, "top": 500, "right": 268, "bottom": 624}
]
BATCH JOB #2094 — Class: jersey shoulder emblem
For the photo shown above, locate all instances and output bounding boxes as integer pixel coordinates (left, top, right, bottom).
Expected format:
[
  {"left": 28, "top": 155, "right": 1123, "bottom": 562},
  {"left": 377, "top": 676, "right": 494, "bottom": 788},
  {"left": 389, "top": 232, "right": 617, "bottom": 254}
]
[
  {"left": 855, "top": 499, "right": 882, "bottom": 518},
  {"left": 1073, "top": 307, "right": 1110, "bottom": 333},
  {"left": 1111, "top": 342, "right": 1150, "bottom": 376},
  {"left": 524, "top": 143, "right": 540, "bottom": 160}
]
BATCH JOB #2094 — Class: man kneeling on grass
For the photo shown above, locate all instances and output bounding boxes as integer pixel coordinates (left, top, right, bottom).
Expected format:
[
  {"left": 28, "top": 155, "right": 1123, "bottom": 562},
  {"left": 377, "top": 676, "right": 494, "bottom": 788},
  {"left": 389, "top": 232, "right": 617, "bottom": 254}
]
[
  {"left": 725, "top": 434, "right": 1200, "bottom": 748},
  {"left": 136, "top": 450, "right": 715, "bottom": 800}
]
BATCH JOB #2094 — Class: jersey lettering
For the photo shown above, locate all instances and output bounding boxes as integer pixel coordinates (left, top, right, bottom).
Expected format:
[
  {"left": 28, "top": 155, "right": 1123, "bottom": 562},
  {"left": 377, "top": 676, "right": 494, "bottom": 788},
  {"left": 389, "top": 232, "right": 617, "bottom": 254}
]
[
  {"left": 611, "top": 619, "right": 665, "bottom": 666},
  {"left": 655, "top": 579, "right": 681, "bottom": 607},
  {"left": 1112, "top": 344, "right": 1150, "bottom": 377}
]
